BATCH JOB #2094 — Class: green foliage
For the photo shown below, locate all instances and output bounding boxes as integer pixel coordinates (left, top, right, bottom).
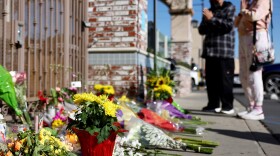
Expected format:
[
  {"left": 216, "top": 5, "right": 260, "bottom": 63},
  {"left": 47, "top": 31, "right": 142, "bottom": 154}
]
[
  {"left": 176, "top": 61, "right": 192, "bottom": 69},
  {"left": 6, "top": 129, "right": 76, "bottom": 156}
]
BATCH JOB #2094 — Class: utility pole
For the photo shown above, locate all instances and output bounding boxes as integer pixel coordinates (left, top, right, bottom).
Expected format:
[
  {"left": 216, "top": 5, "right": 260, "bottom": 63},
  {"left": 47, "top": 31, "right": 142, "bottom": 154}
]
[
  {"left": 194, "top": 0, "right": 205, "bottom": 70},
  {"left": 153, "top": 0, "right": 157, "bottom": 72},
  {"left": 201, "top": 0, "right": 204, "bottom": 70}
]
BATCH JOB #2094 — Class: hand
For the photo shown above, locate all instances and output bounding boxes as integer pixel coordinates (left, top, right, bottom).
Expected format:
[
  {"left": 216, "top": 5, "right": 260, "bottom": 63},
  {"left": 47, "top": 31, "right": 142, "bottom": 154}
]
[
  {"left": 203, "top": 9, "right": 213, "bottom": 21},
  {"left": 241, "top": 0, "right": 248, "bottom": 10}
]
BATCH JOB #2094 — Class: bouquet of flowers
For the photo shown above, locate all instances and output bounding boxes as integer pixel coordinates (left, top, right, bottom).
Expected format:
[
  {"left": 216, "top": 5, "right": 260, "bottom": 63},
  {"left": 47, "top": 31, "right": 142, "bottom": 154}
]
[
  {"left": 3, "top": 128, "right": 76, "bottom": 156},
  {"left": 9, "top": 71, "right": 32, "bottom": 127},
  {"left": 94, "top": 84, "right": 115, "bottom": 101},
  {"left": 61, "top": 87, "right": 77, "bottom": 104},
  {"left": 153, "top": 84, "right": 173, "bottom": 103},
  {"left": 146, "top": 68, "right": 188, "bottom": 114},
  {"left": 146, "top": 68, "right": 175, "bottom": 90},
  {"left": 67, "top": 93, "right": 124, "bottom": 155},
  {"left": 48, "top": 87, "right": 64, "bottom": 107}
]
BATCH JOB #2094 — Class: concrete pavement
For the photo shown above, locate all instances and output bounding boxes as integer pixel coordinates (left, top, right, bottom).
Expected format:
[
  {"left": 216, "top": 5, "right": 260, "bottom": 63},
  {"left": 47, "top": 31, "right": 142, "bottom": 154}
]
[{"left": 166, "top": 90, "right": 280, "bottom": 156}]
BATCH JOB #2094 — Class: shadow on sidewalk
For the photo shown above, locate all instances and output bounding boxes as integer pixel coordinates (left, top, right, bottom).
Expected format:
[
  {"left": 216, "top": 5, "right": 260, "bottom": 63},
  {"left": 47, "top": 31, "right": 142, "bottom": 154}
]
[
  {"left": 187, "top": 109, "right": 237, "bottom": 119},
  {"left": 207, "top": 128, "right": 280, "bottom": 146}
]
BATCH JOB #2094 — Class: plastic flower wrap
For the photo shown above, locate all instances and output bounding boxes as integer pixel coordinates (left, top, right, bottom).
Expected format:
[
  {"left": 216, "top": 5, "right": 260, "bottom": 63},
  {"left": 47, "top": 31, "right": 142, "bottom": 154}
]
[
  {"left": 124, "top": 117, "right": 186, "bottom": 151},
  {"left": 10, "top": 71, "right": 32, "bottom": 127},
  {"left": 0, "top": 65, "right": 22, "bottom": 116},
  {"left": 138, "top": 108, "right": 182, "bottom": 132},
  {"left": 113, "top": 135, "right": 143, "bottom": 156}
]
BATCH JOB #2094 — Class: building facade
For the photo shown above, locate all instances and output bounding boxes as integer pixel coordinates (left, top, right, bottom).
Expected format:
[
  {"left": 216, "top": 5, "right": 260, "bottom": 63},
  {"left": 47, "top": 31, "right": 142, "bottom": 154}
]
[{"left": 0, "top": 0, "right": 89, "bottom": 98}]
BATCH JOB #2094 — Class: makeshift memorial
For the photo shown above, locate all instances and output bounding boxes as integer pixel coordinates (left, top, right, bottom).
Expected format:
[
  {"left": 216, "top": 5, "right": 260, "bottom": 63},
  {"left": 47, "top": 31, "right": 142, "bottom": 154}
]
[{"left": 67, "top": 93, "right": 124, "bottom": 156}]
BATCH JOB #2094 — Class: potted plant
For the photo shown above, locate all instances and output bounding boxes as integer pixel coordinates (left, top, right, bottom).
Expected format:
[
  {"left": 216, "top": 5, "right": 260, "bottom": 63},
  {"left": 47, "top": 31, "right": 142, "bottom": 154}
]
[{"left": 67, "top": 93, "right": 123, "bottom": 156}]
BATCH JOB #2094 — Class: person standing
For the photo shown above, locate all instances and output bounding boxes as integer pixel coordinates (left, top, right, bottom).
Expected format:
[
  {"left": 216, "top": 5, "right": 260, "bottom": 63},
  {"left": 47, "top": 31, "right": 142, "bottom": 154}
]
[
  {"left": 198, "top": 0, "right": 235, "bottom": 114},
  {"left": 235, "top": 0, "right": 272, "bottom": 120}
]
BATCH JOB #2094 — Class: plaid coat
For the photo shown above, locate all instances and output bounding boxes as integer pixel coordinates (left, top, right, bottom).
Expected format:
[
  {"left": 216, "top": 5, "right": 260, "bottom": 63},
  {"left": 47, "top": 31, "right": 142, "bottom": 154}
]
[{"left": 198, "top": 1, "right": 235, "bottom": 59}]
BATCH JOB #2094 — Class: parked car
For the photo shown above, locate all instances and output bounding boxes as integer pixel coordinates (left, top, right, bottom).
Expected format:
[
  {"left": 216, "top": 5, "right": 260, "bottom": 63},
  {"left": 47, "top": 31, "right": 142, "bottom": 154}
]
[
  {"left": 262, "top": 63, "right": 280, "bottom": 95},
  {"left": 190, "top": 70, "right": 201, "bottom": 88},
  {"left": 233, "top": 74, "right": 241, "bottom": 87}
]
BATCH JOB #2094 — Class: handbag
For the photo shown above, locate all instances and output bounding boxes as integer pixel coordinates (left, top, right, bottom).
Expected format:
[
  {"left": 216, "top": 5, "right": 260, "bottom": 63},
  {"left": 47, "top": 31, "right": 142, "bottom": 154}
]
[{"left": 250, "top": 0, "right": 274, "bottom": 70}]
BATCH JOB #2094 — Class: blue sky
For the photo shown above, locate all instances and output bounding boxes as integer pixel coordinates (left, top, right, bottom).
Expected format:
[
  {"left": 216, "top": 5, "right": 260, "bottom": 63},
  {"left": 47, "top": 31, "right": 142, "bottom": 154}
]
[{"left": 148, "top": 0, "right": 280, "bottom": 63}]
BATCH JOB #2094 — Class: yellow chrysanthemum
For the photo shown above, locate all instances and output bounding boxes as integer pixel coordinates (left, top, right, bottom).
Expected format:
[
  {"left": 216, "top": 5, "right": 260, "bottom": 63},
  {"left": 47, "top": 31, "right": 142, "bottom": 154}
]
[
  {"left": 94, "top": 84, "right": 103, "bottom": 91},
  {"left": 102, "top": 101, "right": 120, "bottom": 117},
  {"left": 73, "top": 92, "right": 97, "bottom": 104},
  {"left": 104, "top": 85, "right": 115, "bottom": 95},
  {"left": 119, "top": 95, "right": 129, "bottom": 102},
  {"left": 52, "top": 119, "right": 65, "bottom": 128},
  {"left": 73, "top": 93, "right": 119, "bottom": 117},
  {"left": 38, "top": 128, "right": 68, "bottom": 151}
]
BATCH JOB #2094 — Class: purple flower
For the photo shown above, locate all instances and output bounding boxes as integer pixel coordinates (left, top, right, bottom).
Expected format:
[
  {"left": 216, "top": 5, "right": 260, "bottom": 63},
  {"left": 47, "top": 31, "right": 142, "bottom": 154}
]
[
  {"left": 116, "top": 109, "right": 123, "bottom": 118},
  {"left": 161, "top": 101, "right": 193, "bottom": 119}
]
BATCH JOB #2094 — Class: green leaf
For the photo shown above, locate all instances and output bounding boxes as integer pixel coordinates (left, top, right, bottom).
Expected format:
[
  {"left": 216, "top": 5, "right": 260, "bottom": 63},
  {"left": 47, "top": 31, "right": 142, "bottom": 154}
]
[{"left": 27, "top": 136, "right": 32, "bottom": 146}]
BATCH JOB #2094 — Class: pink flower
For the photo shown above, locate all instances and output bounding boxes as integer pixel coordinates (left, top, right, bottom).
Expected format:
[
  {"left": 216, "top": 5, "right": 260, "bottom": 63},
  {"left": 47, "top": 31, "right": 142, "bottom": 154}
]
[
  {"left": 53, "top": 109, "right": 67, "bottom": 121},
  {"left": 58, "top": 97, "right": 64, "bottom": 102},
  {"left": 69, "top": 87, "right": 77, "bottom": 92},
  {"left": 15, "top": 72, "right": 26, "bottom": 85},
  {"left": 56, "top": 87, "right": 61, "bottom": 92}
]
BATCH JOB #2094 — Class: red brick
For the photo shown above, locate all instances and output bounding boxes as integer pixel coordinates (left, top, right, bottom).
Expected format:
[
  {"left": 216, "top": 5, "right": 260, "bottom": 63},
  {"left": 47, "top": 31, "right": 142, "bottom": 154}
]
[
  {"left": 128, "top": 32, "right": 136, "bottom": 36},
  {"left": 89, "top": 27, "right": 96, "bottom": 31},
  {"left": 129, "top": 10, "right": 137, "bottom": 15},
  {"left": 89, "top": 18, "right": 97, "bottom": 22},
  {"left": 123, "top": 26, "right": 135, "bottom": 31},
  {"left": 129, "top": 42, "right": 135, "bottom": 47}
]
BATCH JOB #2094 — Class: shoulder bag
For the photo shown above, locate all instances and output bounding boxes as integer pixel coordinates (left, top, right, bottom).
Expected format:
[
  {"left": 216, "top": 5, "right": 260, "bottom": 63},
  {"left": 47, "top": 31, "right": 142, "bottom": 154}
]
[{"left": 250, "top": 0, "right": 274, "bottom": 70}]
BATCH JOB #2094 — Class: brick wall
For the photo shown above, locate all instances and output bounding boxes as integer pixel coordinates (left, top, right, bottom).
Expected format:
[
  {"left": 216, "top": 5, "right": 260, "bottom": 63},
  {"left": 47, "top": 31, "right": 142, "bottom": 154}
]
[
  {"left": 88, "top": 0, "right": 147, "bottom": 51},
  {"left": 171, "top": 42, "right": 191, "bottom": 63},
  {"left": 87, "top": 64, "right": 147, "bottom": 100}
]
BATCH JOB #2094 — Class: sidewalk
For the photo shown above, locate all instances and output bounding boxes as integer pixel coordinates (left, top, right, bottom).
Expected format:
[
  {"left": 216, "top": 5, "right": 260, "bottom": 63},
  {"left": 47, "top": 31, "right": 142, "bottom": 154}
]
[{"left": 167, "top": 90, "right": 280, "bottom": 156}]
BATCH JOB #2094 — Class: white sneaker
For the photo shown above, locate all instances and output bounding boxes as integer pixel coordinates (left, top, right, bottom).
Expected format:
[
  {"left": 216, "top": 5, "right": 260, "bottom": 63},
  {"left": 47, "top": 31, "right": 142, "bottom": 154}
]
[
  {"left": 237, "top": 111, "right": 249, "bottom": 117},
  {"left": 241, "top": 110, "right": 265, "bottom": 120},
  {"left": 237, "top": 107, "right": 252, "bottom": 117},
  {"left": 221, "top": 109, "right": 235, "bottom": 115},
  {"left": 214, "top": 108, "right": 221, "bottom": 113}
]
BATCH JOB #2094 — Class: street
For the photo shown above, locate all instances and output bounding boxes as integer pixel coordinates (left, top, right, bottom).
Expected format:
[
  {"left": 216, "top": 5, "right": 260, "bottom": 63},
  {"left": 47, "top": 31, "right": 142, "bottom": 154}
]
[{"left": 233, "top": 88, "right": 280, "bottom": 143}]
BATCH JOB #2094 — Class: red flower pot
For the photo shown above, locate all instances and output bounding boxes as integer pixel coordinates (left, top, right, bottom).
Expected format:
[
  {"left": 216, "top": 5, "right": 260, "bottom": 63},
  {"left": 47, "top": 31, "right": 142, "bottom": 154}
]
[{"left": 72, "top": 127, "right": 117, "bottom": 156}]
